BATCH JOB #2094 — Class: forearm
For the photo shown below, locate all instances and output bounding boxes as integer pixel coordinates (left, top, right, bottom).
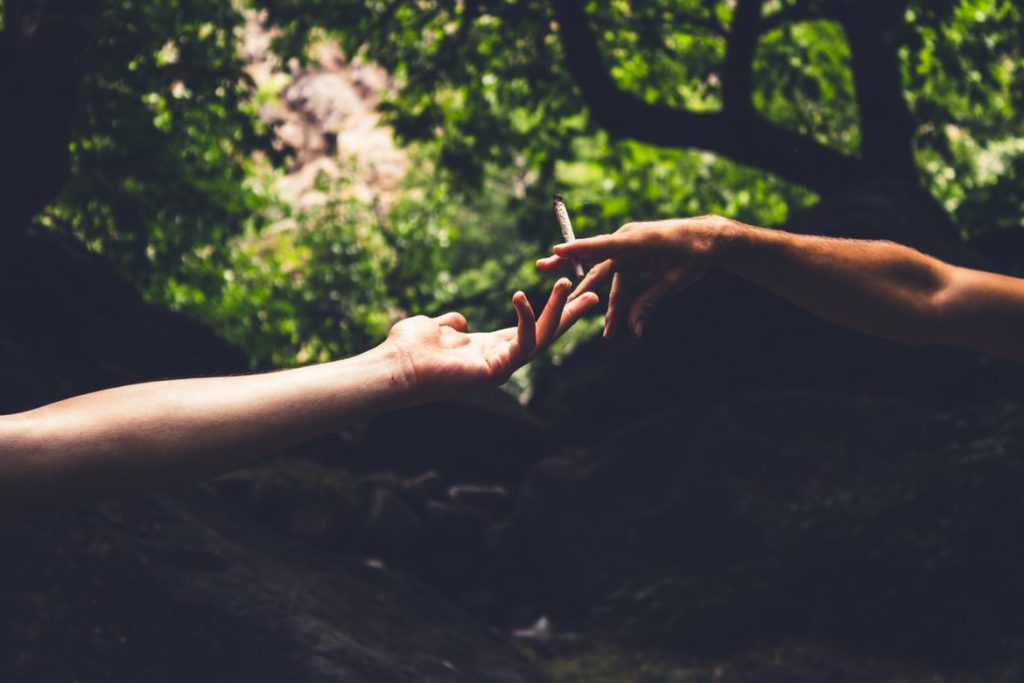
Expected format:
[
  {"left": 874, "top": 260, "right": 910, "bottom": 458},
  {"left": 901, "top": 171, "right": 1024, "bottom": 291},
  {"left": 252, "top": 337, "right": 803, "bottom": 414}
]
[
  {"left": 554, "top": 216, "right": 1024, "bottom": 359},
  {"left": 714, "top": 223, "right": 953, "bottom": 347},
  {"left": 0, "top": 344, "right": 415, "bottom": 506},
  {"left": 0, "top": 282, "right": 593, "bottom": 508}
]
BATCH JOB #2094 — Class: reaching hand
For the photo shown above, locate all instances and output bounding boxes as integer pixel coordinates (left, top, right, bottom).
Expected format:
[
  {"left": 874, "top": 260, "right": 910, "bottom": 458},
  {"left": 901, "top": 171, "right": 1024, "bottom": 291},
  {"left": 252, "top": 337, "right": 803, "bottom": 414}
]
[
  {"left": 536, "top": 216, "right": 733, "bottom": 338},
  {"left": 383, "top": 278, "right": 599, "bottom": 400}
]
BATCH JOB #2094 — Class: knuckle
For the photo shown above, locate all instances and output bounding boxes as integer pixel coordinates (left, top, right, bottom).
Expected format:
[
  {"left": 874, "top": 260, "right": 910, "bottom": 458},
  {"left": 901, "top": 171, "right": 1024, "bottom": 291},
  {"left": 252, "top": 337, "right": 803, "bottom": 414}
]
[{"left": 702, "top": 214, "right": 731, "bottom": 229}]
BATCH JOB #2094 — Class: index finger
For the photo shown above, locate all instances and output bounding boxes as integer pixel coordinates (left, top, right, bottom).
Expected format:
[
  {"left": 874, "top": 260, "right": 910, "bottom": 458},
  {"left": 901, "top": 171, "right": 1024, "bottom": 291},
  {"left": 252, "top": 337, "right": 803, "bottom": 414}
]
[{"left": 553, "top": 233, "right": 646, "bottom": 260}]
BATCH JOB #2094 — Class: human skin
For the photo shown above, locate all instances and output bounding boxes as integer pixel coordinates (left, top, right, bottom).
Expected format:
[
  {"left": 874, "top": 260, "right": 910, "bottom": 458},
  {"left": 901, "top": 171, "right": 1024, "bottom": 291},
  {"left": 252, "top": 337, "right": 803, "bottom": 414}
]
[
  {"left": 0, "top": 279, "right": 598, "bottom": 507},
  {"left": 537, "top": 215, "right": 1024, "bottom": 363}
]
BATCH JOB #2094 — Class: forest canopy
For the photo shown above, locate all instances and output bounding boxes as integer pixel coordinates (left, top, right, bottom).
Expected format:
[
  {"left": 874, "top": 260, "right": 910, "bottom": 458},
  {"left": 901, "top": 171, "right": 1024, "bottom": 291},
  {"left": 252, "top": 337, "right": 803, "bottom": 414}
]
[{"left": 3, "top": 0, "right": 1022, "bottom": 370}]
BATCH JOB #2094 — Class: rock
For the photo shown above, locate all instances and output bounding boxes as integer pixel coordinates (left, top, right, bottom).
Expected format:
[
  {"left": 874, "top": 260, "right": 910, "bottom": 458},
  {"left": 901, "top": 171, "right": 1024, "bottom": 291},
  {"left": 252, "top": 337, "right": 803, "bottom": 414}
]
[
  {"left": 242, "top": 16, "right": 407, "bottom": 210},
  {"left": 493, "top": 392, "right": 1024, "bottom": 658},
  {"left": 402, "top": 470, "right": 449, "bottom": 506},
  {"left": 410, "top": 500, "right": 491, "bottom": 606},
  {"left": 209, "top": 457, "right": 362, "bottom": 551},
  {"left": 360, "top": 390, "right": 551, "bottom": 486},
  {"left": 0, "top": 490, "right": 546, "bottom": 683},
  {"left": 448, "top": 484, "right": 512, "bottom": 520},
  {"left": 512, "top": 616, "right": 553, "bottom": 644},
  {"left": 424, "top": 500, "right": 487, "bottom": 545},
  {"left": 364, "top": 489, "right": 429, "bottom": 556}
]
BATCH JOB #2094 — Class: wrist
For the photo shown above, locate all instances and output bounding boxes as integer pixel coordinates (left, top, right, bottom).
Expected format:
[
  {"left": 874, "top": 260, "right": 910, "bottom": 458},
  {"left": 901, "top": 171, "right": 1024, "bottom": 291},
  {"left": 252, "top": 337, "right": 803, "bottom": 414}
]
[
  {"left": 367, "top": 340, "right": 422, "bottom": 405},
  {"left": 704, "top": 217, "right": 769, "bottom": 270}
]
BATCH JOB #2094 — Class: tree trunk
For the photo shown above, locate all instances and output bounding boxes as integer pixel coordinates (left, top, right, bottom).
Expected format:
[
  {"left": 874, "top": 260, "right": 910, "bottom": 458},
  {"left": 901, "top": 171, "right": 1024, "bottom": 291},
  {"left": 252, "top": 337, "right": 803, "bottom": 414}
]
[
  {"left": 785, "top": 178, "right": 983, "bottom": 267},
  {"left": 0, "top": 0, "right": 101, "bottom": 238}
]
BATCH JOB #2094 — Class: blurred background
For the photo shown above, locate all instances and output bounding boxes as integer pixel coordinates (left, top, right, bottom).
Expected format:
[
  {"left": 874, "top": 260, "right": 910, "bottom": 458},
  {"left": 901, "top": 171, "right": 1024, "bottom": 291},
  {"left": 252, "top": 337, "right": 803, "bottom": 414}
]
[{"left": 2, "top": 1, "right": 1024, "bottom": 681}]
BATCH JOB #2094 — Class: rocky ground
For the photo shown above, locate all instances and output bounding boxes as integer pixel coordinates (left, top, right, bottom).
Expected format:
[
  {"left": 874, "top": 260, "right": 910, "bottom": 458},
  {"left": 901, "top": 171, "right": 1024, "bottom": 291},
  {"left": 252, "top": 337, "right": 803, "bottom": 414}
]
[{"left": 1, "top": 489, "right": 540, "bottom": 683}]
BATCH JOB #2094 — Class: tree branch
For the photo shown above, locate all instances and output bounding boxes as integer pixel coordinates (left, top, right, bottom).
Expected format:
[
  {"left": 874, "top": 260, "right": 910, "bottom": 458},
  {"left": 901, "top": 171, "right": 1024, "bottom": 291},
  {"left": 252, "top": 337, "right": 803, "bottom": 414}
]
[
  {"left": 721, "top": 0, "right": 763, "bottom": 113},
  {"left": 836, "top": 0, "right": 917, "bottom": 182},
  {"left": 551, "top": 0, "right": 864, "bottom": 195},
  {"left": 0, "top": 0, "right": 103, "bottom": 238}
]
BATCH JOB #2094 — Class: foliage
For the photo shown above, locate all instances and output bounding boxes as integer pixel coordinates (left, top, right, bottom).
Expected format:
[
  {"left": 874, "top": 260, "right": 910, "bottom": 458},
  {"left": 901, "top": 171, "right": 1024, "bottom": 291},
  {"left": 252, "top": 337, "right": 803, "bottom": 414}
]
[
  {"left": 905, "top": 0, "right": 1024, "bottom": 230},
  {"left": 258, "top": 0, "right": 820, "bottom": 223},
  {"left": 165, "top": 168, "right": 456, "bottom": 366},
  {"left": 31, "top": 0, "right": 1024, "bottom": 369},
  {"left": 39, "top": 0, "right": 268, "bottom": 301},
  {"left": 257, "top": 0, "right": 1024, "bottom": 236},
  {"left": 753, "top": 18, "right": 859, "bottom": 155}
]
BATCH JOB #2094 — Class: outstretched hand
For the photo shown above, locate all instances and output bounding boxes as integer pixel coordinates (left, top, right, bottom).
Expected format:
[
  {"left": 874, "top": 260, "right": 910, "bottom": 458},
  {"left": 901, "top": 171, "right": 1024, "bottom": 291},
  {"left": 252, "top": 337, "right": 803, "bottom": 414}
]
[
  {"left": 536, "top": 217, "right": 730, "bottom": 338},
  {"left": 383, "top": 278, "right": 599, "bottom": 400},
  {"left": 0, "top": 278, "right": 597, "bottom": 507}
]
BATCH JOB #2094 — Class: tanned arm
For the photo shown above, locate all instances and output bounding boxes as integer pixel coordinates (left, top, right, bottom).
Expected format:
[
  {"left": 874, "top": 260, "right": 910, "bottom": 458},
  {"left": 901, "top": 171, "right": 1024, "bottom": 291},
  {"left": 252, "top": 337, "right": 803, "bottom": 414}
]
[{"left": 538, "top": 216, "right": 1024, "bottom": 362}]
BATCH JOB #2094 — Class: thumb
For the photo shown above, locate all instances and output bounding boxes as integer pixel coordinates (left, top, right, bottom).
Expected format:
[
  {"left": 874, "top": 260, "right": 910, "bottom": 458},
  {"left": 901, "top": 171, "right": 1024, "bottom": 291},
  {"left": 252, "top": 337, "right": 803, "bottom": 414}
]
[
  {"left": 554, "top": 232, "right": 646, "bottom": 261},
  {"left": 432, "top": 311, "right": 468, "bottom": 332}
]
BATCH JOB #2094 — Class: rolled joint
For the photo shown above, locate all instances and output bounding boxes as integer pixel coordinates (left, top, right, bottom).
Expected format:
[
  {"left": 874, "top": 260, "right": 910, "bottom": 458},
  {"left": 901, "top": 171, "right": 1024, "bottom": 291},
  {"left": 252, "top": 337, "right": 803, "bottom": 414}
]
[{"left": 552, "top": 194, "right": 585, "bottom": 278}]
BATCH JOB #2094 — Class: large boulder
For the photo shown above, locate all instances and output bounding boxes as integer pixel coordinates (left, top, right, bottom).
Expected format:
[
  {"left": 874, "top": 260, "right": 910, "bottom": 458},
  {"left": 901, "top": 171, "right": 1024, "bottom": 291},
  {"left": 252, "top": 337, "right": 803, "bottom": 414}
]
[
  {"left": 0, "top": 488, "right": 545, "bottom": 683},
  {"left": 492, "top": 392, "right": 1024, "bottom": 659},
  {"left": 210, "top": 449, "right": 523, "bottom": 617},
  {"left": 356, "top": 390, "right": 550, "bottom": 486}
]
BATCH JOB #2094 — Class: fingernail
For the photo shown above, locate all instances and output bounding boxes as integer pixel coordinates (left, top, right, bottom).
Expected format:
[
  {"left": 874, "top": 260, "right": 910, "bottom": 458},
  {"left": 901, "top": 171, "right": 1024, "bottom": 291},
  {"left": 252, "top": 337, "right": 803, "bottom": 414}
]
[{"left": 633, "top": 318, "right": 644, "bottom": 337}]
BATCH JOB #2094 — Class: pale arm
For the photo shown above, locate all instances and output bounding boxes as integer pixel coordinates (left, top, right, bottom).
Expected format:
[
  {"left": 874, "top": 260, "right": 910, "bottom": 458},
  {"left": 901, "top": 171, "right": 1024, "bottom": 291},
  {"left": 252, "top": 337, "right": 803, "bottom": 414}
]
[
  {"left": 0, "top": 348, "right": 412, "bottom": 506},
  {"left": 0, "top": 280, "right": 598, "bottom": 506}
]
